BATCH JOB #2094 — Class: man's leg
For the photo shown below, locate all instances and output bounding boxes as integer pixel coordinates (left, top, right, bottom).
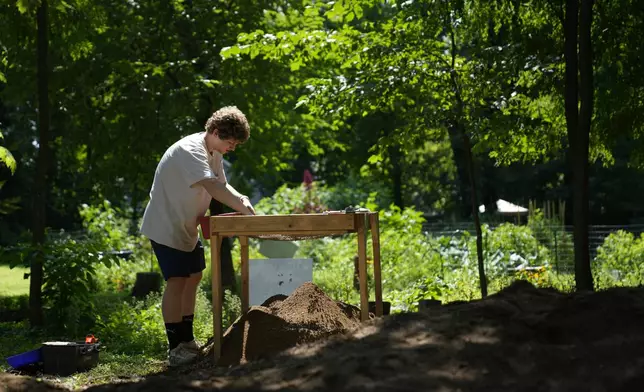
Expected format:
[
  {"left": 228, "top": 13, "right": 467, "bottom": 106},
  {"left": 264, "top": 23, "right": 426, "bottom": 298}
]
[
  {"left": 163, "top": 277, "right": 187, "bottom": 350},
  {"left": 180, "top": 271, "right": 202, "bottom": 343}
]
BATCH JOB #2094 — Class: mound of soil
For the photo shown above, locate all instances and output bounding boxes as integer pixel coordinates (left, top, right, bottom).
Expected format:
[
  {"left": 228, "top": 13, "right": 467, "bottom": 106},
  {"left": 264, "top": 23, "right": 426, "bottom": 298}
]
[
  {"left": 5, "top": 280, "right": 644, "bottom": 392},
  {"left": 211, "top": 282, "right": 363, "bottom": 366}
]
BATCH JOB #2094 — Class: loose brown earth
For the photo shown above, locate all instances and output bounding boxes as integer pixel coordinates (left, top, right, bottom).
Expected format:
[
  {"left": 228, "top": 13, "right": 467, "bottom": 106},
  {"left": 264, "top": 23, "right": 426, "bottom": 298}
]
[{"left": 3, "top": 280, "right": 644, "bottom": 392}]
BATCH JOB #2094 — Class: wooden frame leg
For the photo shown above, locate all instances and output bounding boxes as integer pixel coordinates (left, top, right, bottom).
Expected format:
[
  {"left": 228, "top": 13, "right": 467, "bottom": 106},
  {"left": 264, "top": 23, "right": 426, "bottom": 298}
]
[
  {"left": 240, "top": 236, "right": 249, "bottom": 314},
  {"left": 369, "top": 213, "right": 383, "bottom": 317},
  {"left": 211, "top": 234, "right": 223, "bottom": 363},
  {"left": 357, "top": 216, "right": 369, "bottom": 321}
]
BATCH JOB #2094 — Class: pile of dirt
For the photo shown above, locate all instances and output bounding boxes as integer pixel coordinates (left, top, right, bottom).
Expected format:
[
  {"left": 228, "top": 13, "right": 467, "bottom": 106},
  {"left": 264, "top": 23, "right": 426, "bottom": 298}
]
[
  {"left": 5, "top": 280, "right": 644, "bottom": 391},
  {"left": 210, "top": 282, "right": 363, "bottom": 366}
]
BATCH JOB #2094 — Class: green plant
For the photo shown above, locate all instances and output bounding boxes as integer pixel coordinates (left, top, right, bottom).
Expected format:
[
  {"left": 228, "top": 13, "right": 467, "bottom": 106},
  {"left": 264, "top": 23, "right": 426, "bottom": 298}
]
[
  {"left": 0, "top": 130, "right": 19, "bottom": 217},
  {"left": 0, "top": 200, "right": 148, "bottom": 332},
  {"left": 594, "top": 230, "right": 644, "bottom": 287},
  {"left": 79, "top": 200, "right": 131, "bottom": 251},
  {"left": 254, "top": 183, "right": 329, "bottom": 215},
  {"left": 387, "top": 276, "right": 446, "bottom": 312},
  {"left": 95, "top": 291, "right": 166, "bottom": 355},
  {"left": 482, "top": 223, "right": 552, "bottom": 277},
  {"left": 3, "top": 233, "right": 121, "bottom": 334},
  {"left": 527, "top": 209, "right": 574, "bottom": 272}
]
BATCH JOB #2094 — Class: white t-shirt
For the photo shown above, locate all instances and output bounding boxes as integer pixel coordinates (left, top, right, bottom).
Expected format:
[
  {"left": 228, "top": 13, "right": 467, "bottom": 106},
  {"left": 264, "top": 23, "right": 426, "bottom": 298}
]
[{"left": 140, "top": 132, "right": 225, "bottom": 251}]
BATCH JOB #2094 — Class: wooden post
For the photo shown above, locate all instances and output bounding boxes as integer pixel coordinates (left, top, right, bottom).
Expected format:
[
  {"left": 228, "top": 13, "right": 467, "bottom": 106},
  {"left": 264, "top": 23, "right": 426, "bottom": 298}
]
[
  {"left": 356, "top": 215, "right": 369, "bottom": 321},
  {"left": 211, "top": 234, "right": 223, "bottom": 363},
  {"left": 240, "top": 236, "right": 250, "bottom": 314},
  {"left": 369, "top": 213, "right": 383, "bottom": 317}
]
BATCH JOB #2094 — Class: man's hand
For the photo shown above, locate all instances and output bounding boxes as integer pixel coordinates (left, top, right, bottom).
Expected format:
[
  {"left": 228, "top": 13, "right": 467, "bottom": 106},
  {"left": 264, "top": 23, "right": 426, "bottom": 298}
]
[{"left": 240, "top": 196, "right": 256, "bottom": 215}]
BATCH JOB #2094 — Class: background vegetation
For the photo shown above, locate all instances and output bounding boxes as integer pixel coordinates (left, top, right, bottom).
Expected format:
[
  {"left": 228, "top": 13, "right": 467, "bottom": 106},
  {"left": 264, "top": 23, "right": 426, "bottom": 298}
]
[{"left": 1, "top": 0, "right": 644, "bottom": 387}]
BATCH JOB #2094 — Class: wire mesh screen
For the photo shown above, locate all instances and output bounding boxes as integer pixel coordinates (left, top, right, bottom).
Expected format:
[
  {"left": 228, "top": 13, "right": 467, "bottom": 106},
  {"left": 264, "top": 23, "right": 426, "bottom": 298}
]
[
  {"left": 422, "top": 222, "right": 644, "bottom": 273},
  {"left": 247, "top": 233, "right": 349, "bottom": 241}
]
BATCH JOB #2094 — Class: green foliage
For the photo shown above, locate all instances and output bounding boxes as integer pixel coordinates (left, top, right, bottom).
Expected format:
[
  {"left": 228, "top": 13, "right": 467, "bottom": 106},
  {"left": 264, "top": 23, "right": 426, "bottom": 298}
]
[
  {"left": 93, "top": 292, "right": 165, "bottom": 356},
  {"left": 80, "top": 200, "right": 157, "bottom": 293},
  {"left": 0, "top": 294, "right": 28, "bottom": 320},
  {"left": 527, "top": 209, "right": 574, "bottom": 271},
  {"left": 79, "top": 200, "right": 130, "bottom": 250},
  {"left": 94, "top": 287, "right": 216, "bottom": 356},
  {"left": 2, "top": 232, "right": 120, "bottom": 334},
  {"left": 0, "top": 200, "right": 149, "bottom": 332},
  {"left": 0, "top": 131, "right": 16, "bottom": 175},
  {"left": 482, "top": 223, "right": 552, "bottom": 276},
  {"left": 594, "top": 230, "right": 644, "bottom": 286},
  {"left": 254, "top": 183, "right": 329, "bottom": 215},
  {"left": 0, "top": 130, "right": 19, "bottom": 216}
]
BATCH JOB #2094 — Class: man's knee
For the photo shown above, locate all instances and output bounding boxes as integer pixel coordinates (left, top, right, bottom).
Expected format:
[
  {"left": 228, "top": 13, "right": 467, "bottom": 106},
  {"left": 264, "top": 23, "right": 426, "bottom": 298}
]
[
  {"left": 187, "top": 271, "right": 202, "bottom": 286},
  {"left": 166, "top": 277, "right": 188, "bottom": 292}
]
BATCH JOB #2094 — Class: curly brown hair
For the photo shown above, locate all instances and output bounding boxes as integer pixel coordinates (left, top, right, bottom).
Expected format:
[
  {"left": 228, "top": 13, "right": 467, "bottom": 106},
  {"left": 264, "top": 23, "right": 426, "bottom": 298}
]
[{"left": 205, "top": 106, "right": 250, "bottom": 142}]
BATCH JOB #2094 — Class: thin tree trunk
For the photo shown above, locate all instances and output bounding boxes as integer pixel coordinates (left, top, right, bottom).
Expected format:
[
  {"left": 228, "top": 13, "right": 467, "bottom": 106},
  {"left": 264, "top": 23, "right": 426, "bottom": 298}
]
[
  {"left": 564, "top": 0, "right": 594, "bottom": 291},
  {"left": 31, "top": 0, "right": 50, "bottom": 327},
  {"left": 576, "top": 0, "right": 594, "bottom": 290},
  {"left": 389, "top": 144, "right": 404, "bottom": 209},
  {"left": 446, "top": 11, "right": 487, "bottom": 297},
  {"left": 462, "top": 130, "right": 487, "bottom": 298},
  {"left": 447, "top": 130, "right": 472, "bottom": 218}
]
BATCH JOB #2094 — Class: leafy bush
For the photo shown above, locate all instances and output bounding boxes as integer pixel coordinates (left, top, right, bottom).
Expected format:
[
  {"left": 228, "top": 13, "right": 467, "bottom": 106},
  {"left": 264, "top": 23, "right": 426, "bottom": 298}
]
[
  {"left": 254, "top": 183, "right": 328, "bottom": 215},
  {"left": 323, "top": 171, "right": 393, "bottom": 211},
  {"left": 95, "top": 287, "right": 215, "bottom": 355},
  {"left": 3, "top": 233, "right": 122, "bottom": 334},
  {"left": 79, "top": 201, "right": 131, "bottom": 250},
  {"left": 94, "top": 292, "right": 166, "bottom": 355},
  {"left": 482, "top": 223, "right": 552, "bottom": 277},
  {"left": 0, "top": 200, "right": 151, "bottom": 332},
  {"left": 594, "top": 230, "right": 644, "bottom": 286},
  {"left": 527, "top": 210, "right": 574, "bottom": 272},
  {"left": 81, "top": 200, "right": 158, "bottom": 293}
]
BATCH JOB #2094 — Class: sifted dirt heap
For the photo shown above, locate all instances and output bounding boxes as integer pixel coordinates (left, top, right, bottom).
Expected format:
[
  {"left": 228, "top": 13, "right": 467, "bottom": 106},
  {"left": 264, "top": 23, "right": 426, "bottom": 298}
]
[{"left": 210, "top": 282, "right": 363, "bottom": 367}]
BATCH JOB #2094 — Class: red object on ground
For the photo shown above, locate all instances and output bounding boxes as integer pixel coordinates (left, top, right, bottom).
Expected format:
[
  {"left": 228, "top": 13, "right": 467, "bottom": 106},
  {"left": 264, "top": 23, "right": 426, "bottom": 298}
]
[{"left": 199, "top": 212, "right": 242, "bottom": 238}]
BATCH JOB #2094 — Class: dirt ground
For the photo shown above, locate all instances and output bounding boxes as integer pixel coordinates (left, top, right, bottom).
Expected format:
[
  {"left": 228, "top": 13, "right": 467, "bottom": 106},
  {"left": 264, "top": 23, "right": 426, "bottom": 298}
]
[{"left": 4, "top": 280, "right": 644, "bottom": 392}]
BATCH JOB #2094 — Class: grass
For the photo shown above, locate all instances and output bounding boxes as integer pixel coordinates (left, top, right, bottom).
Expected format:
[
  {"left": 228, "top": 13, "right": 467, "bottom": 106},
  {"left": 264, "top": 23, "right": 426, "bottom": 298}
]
[
  {"left": 51, "top": 352, "right": 166, "bottom": 390},
  {"left": 1, "top": 316, "right": 166, "bottom": 390},
  {"left": 0, "top": 319, "right": 166, "bottom": 389},
  {"left": 0, "top": 264, "right": 29, "bottom": 297}
]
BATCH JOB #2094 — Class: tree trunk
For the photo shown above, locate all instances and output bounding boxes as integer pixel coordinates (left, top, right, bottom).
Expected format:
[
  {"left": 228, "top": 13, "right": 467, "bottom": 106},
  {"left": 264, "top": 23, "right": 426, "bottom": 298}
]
[
  {"left": 564, "top": 0, "right": 594, "bottom": 291},
  {"left": 389, "top": 144, "right": 404, "bottom": 209},
  {"left": 447, "top": 130, "right": 472, "bottom": 218},
  {"left": 30, "top": 0, "right": 50, "bottom": 327},
  {"left": 575, "top": 0, "right": 594, "bottom": 290},
  {"left": 446, "top": 12, "right": 487, "bottom": 297},
  {"left": 462, "top": 129, "right": 487, "bottom": 298}
]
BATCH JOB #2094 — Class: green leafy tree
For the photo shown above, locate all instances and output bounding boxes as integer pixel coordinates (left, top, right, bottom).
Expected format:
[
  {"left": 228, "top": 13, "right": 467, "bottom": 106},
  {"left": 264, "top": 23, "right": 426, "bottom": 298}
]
[{"left": 0, "top": 130, "right": 18, "bottom": 215}]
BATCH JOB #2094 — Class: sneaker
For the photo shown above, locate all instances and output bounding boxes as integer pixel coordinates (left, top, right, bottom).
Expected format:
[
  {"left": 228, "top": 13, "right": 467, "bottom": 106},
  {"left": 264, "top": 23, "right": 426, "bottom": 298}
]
[
  {"left": 182, "top": 340, "right": 201, "bottom": 354},
  {"left": 168, "top": 342, "right": 199, "bottom": 367}
]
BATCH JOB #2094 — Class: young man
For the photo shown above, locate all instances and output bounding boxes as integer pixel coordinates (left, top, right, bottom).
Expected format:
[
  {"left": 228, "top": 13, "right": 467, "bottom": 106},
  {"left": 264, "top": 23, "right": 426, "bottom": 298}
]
[{"left": 140, "top": 106, "right": 255, "bottom": 366}]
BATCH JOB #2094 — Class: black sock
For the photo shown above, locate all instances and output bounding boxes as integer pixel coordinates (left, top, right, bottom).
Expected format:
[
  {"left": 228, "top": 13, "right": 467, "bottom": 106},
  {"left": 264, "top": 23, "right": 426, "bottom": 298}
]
[
  {"left": 182, "top": 314, "right": 195, "bottom": 343},
  {"left": 165, "top": 322, "right": 182, "bottom": 350}
]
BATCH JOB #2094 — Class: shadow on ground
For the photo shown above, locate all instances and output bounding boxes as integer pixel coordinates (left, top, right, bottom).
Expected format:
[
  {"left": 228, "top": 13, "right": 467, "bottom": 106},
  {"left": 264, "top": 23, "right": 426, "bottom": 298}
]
[{"left": 3, "top": 280, "right": 644, "bottom": 392}]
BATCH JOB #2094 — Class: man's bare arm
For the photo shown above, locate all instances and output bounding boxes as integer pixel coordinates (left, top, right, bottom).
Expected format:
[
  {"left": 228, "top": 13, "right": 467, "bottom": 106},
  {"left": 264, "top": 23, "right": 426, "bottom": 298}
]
[{"left": 196, "top": 178, "right": 254, "bottom": 215}]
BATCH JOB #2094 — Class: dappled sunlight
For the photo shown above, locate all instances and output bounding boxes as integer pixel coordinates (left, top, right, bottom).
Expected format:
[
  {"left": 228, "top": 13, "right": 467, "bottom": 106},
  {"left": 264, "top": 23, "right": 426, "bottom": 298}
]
[{"left": 458, "top": 325, "right": 500, "bottom": 345}]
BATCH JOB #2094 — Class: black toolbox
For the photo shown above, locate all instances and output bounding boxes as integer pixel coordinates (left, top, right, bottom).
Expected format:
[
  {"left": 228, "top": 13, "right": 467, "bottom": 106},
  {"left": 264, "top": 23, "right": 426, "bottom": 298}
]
[{"left": 41, "top": 339, "right": 100, "bottom": 376}]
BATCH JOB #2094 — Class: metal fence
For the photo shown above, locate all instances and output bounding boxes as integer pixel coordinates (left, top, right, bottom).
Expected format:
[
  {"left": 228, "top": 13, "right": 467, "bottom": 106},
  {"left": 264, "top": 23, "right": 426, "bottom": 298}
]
[{"left": 422, "top": 222, "right": 644, "bottom": 273}]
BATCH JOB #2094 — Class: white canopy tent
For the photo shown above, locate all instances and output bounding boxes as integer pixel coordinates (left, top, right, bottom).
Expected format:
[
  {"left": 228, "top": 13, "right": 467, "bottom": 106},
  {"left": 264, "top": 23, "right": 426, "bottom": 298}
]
[{"left": 478, "top": 199, "right": 529, "bottom": 215}]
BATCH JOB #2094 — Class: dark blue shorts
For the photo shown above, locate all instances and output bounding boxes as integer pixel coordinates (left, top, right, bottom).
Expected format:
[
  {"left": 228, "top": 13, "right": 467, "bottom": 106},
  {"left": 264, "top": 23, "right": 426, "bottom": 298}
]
[{"left": 150, "top": 239, "right": 206, "bottom": 281}]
